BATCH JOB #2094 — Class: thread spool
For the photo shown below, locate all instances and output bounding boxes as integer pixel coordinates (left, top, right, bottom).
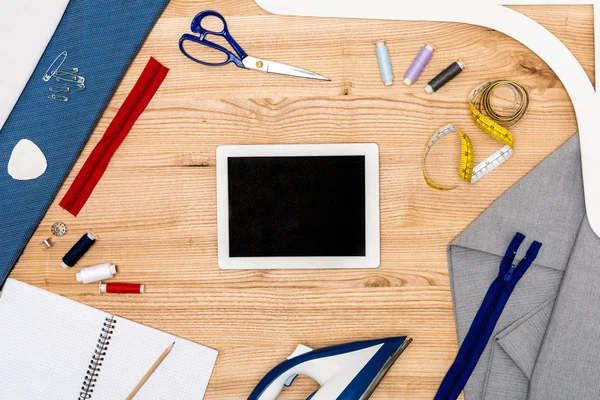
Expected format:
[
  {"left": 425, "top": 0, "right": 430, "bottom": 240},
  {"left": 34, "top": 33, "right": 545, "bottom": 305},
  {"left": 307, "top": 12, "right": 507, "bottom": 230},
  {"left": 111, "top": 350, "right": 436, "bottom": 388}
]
[
  {"left": 376, "top": 41, "right": 394, "bottom": 86},
  {"left": 99, "top": 282, "right": 145, "bottom": 294},
  {"left": 76, "top": 262, "right": 117, "bottom": 284},
  {"left": 404, "top": 43, "right": 435, "bottom": 86},
  {"left": 62, "top": 231, "right": 97, "bottom": 269},
  {"left": 425, "top": 59, "right": 466, "bottom": 94}
]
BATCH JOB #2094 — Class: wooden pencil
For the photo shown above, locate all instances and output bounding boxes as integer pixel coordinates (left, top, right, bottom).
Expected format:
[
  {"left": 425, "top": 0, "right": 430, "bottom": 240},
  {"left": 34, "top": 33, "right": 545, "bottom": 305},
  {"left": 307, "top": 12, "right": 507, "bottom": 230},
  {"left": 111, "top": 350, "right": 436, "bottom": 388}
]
[{"left": 125, "top": 342, "right": 175, "bottom": 400}]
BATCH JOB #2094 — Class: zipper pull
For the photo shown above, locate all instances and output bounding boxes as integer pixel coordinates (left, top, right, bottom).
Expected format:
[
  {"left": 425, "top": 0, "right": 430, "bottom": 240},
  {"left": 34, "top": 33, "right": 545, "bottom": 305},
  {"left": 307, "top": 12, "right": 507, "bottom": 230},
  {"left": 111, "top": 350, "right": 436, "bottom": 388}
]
[{"left": 504, "top": 263, "right": 517, "bottom": 282}]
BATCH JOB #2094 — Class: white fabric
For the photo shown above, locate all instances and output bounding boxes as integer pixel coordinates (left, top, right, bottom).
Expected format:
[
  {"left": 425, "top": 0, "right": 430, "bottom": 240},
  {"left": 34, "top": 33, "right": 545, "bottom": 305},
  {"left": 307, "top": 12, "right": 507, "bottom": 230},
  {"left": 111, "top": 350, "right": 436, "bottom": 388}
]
[{"left": 0, "top": 0, "right": 70, "bottom": 131}]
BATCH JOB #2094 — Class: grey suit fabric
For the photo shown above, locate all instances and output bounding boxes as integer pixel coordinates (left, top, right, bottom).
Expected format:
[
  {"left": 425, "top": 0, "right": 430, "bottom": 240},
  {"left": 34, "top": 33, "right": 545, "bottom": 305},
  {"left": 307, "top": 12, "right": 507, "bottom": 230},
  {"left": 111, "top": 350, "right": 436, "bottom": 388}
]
[{"left": 448, "top": 135, "right": 600, "bottom": 399}]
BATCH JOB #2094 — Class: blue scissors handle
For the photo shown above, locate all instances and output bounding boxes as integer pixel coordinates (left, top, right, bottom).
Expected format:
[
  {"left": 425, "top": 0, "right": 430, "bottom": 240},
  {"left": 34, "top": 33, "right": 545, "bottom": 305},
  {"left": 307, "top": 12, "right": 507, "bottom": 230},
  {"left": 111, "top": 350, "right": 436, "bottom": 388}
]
[{"left": 179, "top": 10, "right": 247, "bottom": 68}]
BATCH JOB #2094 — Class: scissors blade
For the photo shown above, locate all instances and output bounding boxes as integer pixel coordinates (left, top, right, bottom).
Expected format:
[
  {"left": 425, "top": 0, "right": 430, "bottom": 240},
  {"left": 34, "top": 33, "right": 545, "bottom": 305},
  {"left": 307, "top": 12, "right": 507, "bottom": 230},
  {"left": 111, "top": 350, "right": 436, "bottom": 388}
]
[{"left": 242, "top": 56, "right": 329, "bottom": 81}]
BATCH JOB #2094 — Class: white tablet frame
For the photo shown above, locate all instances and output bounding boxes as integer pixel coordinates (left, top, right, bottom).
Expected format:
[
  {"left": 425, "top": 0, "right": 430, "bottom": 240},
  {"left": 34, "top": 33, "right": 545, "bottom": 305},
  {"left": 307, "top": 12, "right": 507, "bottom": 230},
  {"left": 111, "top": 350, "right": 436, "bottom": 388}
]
[{"left": 216, "top": 143, "right": 380, "bottom": 269}]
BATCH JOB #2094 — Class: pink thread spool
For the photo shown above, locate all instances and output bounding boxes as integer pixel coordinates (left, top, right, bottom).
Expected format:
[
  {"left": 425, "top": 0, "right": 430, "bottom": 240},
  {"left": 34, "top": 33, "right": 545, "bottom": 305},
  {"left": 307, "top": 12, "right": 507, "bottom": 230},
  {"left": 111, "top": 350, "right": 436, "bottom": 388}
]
[{"left": 404, "top": 43, "right": 435, "bottom": 86}]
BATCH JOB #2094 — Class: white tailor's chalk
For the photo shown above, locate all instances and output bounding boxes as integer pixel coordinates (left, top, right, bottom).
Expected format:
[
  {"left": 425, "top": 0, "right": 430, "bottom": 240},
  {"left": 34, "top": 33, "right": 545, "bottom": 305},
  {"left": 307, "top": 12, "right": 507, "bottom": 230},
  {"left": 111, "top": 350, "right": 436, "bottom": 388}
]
[{"left": 8, "top": 139, "right": 47, "bottom": 180}]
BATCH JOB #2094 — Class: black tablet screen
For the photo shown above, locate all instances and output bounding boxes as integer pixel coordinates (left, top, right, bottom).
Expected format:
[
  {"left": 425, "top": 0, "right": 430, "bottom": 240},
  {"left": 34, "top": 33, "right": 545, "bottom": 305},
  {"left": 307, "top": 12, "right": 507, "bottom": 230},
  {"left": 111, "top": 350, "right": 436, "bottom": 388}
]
[{"left": 227, "top": 156, "right": 366, "bottom": 257}]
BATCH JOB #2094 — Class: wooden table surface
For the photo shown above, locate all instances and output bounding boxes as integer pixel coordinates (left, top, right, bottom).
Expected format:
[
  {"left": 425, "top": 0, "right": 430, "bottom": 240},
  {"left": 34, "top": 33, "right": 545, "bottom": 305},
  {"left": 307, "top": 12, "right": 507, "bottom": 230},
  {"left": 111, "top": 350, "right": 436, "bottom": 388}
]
[{"left": 11, "top": 1, "right": 595, "bottom": 399}]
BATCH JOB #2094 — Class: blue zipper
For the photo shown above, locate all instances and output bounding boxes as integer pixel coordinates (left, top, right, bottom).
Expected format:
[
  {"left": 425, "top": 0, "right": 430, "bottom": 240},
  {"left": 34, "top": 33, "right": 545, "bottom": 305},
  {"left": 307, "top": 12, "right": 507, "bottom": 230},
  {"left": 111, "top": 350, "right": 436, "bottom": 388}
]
[
  {"left": 504, "top": 263, "right": 517, "bottom": 282},
  {"left": 434, "top": 232, "right": 542, "bottom": 400}
]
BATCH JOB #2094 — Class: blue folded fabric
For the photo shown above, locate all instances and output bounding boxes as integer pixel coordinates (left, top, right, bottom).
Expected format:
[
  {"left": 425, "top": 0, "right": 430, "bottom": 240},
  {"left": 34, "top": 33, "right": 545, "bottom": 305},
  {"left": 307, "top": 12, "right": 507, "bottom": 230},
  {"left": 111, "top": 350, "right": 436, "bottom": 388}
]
[{"left": 0, "top": 0, "right": 170, "bottom": 286}]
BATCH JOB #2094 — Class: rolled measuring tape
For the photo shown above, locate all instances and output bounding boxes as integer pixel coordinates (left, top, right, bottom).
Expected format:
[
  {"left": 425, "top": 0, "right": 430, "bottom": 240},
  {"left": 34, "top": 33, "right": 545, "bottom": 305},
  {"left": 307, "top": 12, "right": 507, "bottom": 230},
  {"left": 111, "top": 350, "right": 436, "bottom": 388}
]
[{"left": 423, "top": 80, "right": 529, "bottom": 190}]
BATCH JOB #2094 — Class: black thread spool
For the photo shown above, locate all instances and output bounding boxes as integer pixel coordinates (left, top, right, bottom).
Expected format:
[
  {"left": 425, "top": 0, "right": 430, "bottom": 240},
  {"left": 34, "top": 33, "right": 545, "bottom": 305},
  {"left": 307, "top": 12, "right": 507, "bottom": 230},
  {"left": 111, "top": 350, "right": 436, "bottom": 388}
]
[
  {"left": 425, "top": 60, "right": 466, "bottom": 94},
  {"left": 62, "top": 231, "right": 98, "bottom": 269}
]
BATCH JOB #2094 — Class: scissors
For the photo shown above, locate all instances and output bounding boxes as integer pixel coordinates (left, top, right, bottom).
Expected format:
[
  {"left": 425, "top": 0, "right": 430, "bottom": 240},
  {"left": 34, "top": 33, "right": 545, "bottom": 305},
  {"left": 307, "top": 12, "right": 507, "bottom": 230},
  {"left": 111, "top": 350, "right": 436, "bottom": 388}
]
[{"left": 179, "top": 10, "right": 329, "bottom": 81}]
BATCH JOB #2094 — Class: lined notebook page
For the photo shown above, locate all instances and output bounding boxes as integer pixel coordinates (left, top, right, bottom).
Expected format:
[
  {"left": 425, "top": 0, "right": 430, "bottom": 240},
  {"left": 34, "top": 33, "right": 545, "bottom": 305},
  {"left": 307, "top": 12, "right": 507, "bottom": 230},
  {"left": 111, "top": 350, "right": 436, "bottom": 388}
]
[
  {"left": 93, "top": 318, "right": 218, "bottom": 399},
  {"left": 0, "top": 279, "right": 218, "bottom": 399},
  {"left": 0, "top": 279, "right": 110, "bottom": 399}
]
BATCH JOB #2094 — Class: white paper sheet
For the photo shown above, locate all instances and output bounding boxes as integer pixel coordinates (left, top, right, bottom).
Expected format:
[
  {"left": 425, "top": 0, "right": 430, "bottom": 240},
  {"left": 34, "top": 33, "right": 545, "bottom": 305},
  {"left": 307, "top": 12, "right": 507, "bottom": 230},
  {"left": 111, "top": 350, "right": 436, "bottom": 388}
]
[
  {"left": 255, "top": 0, "right": 600, "bottom": 236},
  {"left": 0, "top": 0, "right": 70, "bottom": 131},
  {"left": 0, "top": 279, "right": 110, "bottom": 398},
  {"left": 0, "top": 279, "right": 218, "bottom": 399}
]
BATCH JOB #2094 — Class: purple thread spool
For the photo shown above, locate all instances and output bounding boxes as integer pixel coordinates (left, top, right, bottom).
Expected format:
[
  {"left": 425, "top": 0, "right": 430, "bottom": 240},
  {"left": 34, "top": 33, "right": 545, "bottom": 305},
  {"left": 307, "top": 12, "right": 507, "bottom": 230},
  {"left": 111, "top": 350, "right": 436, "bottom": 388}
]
[{"left": 404, "top": 43, "right": 435, "bottom": 86}]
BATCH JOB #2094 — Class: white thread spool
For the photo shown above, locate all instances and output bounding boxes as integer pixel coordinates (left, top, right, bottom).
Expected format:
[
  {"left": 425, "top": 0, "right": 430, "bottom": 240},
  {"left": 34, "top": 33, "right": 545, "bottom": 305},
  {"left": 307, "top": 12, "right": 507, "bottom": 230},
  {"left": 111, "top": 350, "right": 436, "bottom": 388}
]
[{"left": 76, "top": 263, "right": 117, "bottom": 284}]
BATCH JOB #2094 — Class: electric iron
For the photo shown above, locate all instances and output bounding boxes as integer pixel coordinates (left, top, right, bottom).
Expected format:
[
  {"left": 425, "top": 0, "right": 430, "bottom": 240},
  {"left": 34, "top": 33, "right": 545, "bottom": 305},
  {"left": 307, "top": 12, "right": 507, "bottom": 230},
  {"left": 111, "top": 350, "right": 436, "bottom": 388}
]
[{"left": 248, "top": 336, "right": 412, "bottom": 400}]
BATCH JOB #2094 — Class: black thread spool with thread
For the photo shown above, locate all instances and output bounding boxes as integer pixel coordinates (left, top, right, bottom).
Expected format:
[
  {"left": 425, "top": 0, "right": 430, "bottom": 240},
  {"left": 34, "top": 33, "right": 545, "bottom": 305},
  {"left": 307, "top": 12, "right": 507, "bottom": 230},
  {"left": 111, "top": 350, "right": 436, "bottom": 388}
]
[
  {"left": 62, "top": 231, "right": 98, "bottom": 269},
  {"left": 425, "top": 59, "right": 466, "bottom": 94}
]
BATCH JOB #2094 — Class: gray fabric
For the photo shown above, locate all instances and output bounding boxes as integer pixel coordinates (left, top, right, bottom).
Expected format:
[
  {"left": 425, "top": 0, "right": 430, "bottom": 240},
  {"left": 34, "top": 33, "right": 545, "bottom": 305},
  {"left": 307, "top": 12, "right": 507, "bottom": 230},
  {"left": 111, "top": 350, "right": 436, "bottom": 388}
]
[
  {"left": 497, "top": 299, "right": 554, "bottom": 380},
  {"left": 529, "top": 217, "right": 600, "bottom": 399},
  {"left": 448, "top": 247, "right": 562, "bottom": 399},
  {"left": 448, "top": 135, "right": 600, "bottom": 399},
  {"left": 482, "top": 345, "right": 529, "bottom": 400}
]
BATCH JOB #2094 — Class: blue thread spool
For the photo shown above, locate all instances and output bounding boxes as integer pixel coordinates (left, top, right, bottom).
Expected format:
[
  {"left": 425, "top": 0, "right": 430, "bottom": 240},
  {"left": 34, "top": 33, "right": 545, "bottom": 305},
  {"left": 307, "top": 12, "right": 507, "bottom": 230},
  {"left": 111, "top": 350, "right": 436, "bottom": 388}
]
[
  {"left": 61, "top": 231, "right": 98, "bottom": 269},
  {"left": 376, "top": 41, "right": 394, "bottom": 86}
]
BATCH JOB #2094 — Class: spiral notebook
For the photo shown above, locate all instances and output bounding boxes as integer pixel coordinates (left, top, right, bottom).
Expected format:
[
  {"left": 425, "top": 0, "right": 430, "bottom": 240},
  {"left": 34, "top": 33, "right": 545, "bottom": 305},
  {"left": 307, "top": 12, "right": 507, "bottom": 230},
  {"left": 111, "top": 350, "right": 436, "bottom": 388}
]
[{"left": 0, "top": 279, "right": 218, "bottom": 399}]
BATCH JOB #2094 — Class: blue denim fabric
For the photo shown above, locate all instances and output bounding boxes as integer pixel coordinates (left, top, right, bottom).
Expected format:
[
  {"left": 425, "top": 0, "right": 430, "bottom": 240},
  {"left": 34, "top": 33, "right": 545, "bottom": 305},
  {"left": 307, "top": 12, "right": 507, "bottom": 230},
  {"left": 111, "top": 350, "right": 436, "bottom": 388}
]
[{"left": 0, "top": 0, "right": 170, "bottom": 286}]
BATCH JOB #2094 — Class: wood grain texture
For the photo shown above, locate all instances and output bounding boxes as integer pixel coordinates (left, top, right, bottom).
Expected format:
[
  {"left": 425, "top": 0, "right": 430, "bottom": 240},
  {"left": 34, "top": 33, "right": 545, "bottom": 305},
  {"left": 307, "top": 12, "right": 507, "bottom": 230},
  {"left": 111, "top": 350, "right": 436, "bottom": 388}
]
[{"left": 9, "top": 2, "right": 594, "bottom": 399}]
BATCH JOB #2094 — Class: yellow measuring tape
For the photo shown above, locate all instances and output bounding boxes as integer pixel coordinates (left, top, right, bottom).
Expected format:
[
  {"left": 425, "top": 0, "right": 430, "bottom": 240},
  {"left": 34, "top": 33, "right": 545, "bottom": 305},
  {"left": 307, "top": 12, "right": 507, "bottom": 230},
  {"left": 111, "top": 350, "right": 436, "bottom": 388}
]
[{"left": 423, "top": 80, "right": 529, "bottom": 190}]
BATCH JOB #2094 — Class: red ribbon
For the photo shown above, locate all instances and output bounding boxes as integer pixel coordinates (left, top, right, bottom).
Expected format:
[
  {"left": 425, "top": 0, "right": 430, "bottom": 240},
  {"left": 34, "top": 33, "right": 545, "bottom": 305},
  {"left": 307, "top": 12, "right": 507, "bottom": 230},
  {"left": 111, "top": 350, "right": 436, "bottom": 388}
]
[{"left": 60, "top": 57, "right": 169, "bottom": 216}]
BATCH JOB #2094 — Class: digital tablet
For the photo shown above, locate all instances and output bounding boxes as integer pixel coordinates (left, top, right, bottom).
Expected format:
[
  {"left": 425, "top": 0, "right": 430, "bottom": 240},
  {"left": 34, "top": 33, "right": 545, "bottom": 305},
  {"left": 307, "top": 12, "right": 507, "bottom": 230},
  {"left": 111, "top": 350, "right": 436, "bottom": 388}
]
[{"left": 216, "top": 143, "right": 380, "bottom": 269}]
